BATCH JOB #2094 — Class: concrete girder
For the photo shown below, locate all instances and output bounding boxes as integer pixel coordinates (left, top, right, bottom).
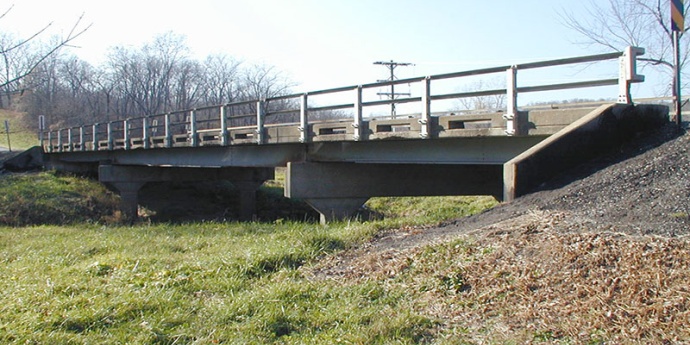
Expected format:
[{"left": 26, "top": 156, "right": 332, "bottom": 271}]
[
  {"left": 285, "top": 161, "right": 503, "bottom": 223},
  {"left": 304, "top": 136, "right": 546, "bottom": 165}
]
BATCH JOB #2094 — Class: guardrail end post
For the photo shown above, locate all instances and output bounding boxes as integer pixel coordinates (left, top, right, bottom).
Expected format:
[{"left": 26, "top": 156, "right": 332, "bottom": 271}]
[
  {"left": 618, "top": 46, "right": 646, "bottom": 104},
  {"left": 353, "top": 86, "right": 363, "bottom": 141},
  {"left": 420, "top": 76, "right": 431, "bottom": 139},
  {"left": 505, "top": 65, "right": 519, "bottom": 136},
  {"left": 300, "top": 94, "right": 309, "bottom": 143}
]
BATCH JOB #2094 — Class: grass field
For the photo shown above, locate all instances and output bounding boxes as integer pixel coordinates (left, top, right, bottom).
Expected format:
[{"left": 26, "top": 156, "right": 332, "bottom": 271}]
[{"left": 0, "top": 171, "right": 498, "bottom": 344}]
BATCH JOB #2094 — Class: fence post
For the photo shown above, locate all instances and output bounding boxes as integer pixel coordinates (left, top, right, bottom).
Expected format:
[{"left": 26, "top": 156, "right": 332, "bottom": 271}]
[
  {"left": 165, "top": 113, "right": 172, "bottom": 148},
  {"left": 220, "top": 105, "right": 229, "bottom": 146},
  {"left": 353, "top": 86, "right": 363, "bottom": 141},
  {"left": 503, "top": 65, "right": 518, "bottom": 136},
  {"left": 142, "top": 117, "right": 150, "bottom": 149},
  {"left": 38, "top": 115, "right": 45, "bottom": 149},
  {"left": 189, "top": 109, "right": 199, "bottom": 147},
  {"left": 300, "top": 93, "right": 308, "bottom": 143},
  {"left": 256, "top": 100, "right": 265, "bottom": 144},
  {"left": 420, "top": 77, "right": 431, "bottom": 139}
]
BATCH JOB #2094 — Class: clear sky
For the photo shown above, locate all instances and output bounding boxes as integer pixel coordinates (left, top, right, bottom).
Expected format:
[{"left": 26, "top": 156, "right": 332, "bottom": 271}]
[{"left": 1, "top": 0, "right": 664, "bottom": 105}]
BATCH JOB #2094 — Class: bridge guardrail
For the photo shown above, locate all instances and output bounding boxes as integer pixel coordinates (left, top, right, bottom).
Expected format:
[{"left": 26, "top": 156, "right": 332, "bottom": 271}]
[{"left": 42, "top": 47, "right": 645, "bottom": 153}]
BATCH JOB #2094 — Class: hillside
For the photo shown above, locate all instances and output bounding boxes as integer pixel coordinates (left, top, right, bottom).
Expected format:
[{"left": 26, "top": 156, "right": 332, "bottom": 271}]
[
  {"left": 308, "top": 123, "right": 690, "bottom": 343},
  {"left": 0, "top": 109, "right": 37, "bottom": 151}
]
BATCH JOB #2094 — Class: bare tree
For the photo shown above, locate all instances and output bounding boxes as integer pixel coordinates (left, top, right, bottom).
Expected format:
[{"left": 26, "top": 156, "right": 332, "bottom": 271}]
[
  {"left": 201, "top": 54, "right": 242, "bottom": 106},
  {"left": 19, "top": 32, "right": 297, "bottom": 129},
  {"left": 561, "top": 0, "right": 689, "bottom": 93},
  {"left": 454, "top": 77, "right": 506, "bottom": 113},
  {"left": 0, "top": 5, "right": 90, "bottom": 107}
]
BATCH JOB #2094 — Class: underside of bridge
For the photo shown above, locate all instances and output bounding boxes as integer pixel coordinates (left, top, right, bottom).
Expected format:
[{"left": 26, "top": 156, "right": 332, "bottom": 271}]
[
  {"left": 285, "top": 162, "right": 504, "bottom": 224},
  {"left": 40, "top": 103, "right": 670, "bottom": 224}
]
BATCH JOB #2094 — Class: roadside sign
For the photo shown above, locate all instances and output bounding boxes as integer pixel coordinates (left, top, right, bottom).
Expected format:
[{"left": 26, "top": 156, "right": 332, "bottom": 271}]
[{"left": 672, "top": 0, "right": 685, "bottom": 32}]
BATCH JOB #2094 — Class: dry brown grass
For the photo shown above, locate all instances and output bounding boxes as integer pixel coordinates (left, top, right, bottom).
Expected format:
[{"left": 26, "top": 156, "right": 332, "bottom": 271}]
[{"left": 308, "top": 210, "right": 690, "bottom": 344}]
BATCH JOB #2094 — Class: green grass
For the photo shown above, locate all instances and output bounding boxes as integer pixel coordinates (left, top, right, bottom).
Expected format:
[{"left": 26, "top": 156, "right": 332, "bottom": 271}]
[
  {"left": 0, "top": 170, "right": 498, "bottom": 343},
  {"left": 0, "top": 221, "right": 438, "bottom": 344}
]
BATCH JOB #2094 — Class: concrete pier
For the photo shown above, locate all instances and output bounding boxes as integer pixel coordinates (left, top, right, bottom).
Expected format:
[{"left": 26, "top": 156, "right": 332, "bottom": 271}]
[{"left": 98, "top": 165, "right": 274, "bottom": 221}]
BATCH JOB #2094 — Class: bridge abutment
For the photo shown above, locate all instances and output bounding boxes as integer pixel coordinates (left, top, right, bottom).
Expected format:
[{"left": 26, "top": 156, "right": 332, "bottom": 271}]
[{"left": 99, "top": 165, "right": 274, "bottom": 221}]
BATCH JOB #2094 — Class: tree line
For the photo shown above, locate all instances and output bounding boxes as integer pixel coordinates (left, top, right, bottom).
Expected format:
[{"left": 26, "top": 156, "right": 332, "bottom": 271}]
[{"left": 13, "top": 32, "right": 295, "bottom": 130}]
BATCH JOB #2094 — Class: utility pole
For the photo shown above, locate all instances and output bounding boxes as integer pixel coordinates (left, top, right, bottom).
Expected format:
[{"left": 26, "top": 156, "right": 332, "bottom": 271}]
[{"left": 374, "top": 60, "right": 413, "bottom": 118}]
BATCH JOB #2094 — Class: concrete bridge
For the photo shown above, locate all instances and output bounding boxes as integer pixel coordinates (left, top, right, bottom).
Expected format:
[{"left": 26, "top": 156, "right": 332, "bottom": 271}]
[{"left": 40, "top": 47, "right": 669, "bottom": 223}]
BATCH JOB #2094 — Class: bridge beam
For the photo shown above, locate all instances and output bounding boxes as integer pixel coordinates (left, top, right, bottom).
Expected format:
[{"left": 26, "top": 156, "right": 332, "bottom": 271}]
[
  {"left": 99, "top": 165, "right": 274, "bottom": 221},
  {"left": 285, "top": 161, "right": 503, "bottom": 224}
]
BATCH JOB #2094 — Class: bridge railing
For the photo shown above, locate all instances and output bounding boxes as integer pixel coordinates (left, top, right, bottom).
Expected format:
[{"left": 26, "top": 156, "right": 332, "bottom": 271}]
[{"left": 43, "top": 47, "right": 645, "bottom": 152}]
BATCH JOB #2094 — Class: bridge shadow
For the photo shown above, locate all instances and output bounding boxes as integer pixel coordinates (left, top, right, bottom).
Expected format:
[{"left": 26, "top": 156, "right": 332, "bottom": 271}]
[{"left": 137, "top": 181, "right": 322, "bottom": 224}]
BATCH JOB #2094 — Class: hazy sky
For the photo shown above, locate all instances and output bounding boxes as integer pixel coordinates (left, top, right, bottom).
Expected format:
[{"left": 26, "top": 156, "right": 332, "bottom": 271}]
[{"left": 1, "top": 0, "right": 663, "bottom": 104}]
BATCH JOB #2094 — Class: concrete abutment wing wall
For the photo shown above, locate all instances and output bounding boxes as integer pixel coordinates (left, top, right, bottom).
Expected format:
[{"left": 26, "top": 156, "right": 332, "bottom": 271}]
[{"left": 503, "top": 103, "right": 670, "bottom": 202}]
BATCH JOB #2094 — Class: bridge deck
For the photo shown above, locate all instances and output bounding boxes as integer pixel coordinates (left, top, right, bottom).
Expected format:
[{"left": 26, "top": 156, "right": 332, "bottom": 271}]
[{"left": 45, "top": 107, "right": 596, "bottom": 167}]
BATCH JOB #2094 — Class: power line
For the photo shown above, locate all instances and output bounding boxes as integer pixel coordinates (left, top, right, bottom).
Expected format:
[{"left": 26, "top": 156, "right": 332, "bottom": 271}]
[{"left": 373, "top": 60, "right": 413, "bottom": 118}]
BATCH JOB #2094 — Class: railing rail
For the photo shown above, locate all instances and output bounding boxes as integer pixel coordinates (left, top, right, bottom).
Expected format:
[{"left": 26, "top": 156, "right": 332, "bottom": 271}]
[{"left": 43, "top": 47, "right": 645, "bottom": 153}]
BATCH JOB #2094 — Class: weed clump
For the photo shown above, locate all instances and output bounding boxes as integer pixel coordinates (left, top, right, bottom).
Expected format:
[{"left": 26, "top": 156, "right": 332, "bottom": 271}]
[{"left": 0, "top": 172, "right": 120, "bottom": 226}]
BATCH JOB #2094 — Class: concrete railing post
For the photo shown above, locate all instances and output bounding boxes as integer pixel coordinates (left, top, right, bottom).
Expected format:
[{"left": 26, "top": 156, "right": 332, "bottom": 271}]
[
  {"left": 57, "top": 129, "right": 63, "bottom": 152},
  {"left": 67, "top": 128, "right": 74, "bottom": 152},
  {"left": 220, "top": 105, "right": 229, "bottom": 146},
  {"left": 189, "top": 110, "right": 198, "bottom": 147},
  {"left": 353, "top": 86, "right": 363, "bottom": 141},
  {"left": 92, "top": 124, "right": 98, "bottom": 151},
  {"left": 107, "top": 122, "right": 114, "bottom": 150},
  {"left": 165, "top": 113, "right": 172, "bottom": 148},
  {"left": 420, "top": 76, "right": 431, "bottom": 139},
  {"left": 256, "top": 100, "right": 265, "bottom": 144},
  {"left": 299, "top": 93, "right": 308, "bottom": 143},
  {"left": 47, "top": 131, "right": 53, "bottom": 153},
  {"left": 79, "top": 126, "right": 85, "bottom": 151},
  {"left": 142, "top": 117, "right": 150, "bottom": 149},
  {"left": 124, "top": 120, "right": 131, "bottom": 150},
  {"left": 503, "top": 65, "right": 518, "bottom": 136}
]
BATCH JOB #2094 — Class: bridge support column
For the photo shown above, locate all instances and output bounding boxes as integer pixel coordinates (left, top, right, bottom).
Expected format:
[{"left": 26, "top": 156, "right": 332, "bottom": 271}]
[
  {"left": 305, "top": 198, "right": 369, "bottom": 225},
  {"left": 234, "top": 181, "right": 264, "bottom": 221},
  {"left": 108, "top": 181, "right": 146, "bottom": 221}
]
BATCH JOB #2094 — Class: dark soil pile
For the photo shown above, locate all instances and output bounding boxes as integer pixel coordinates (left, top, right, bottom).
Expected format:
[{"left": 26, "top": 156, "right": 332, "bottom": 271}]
[{"left": 519, "top": 123, "right": 689, "bottom": 236}]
